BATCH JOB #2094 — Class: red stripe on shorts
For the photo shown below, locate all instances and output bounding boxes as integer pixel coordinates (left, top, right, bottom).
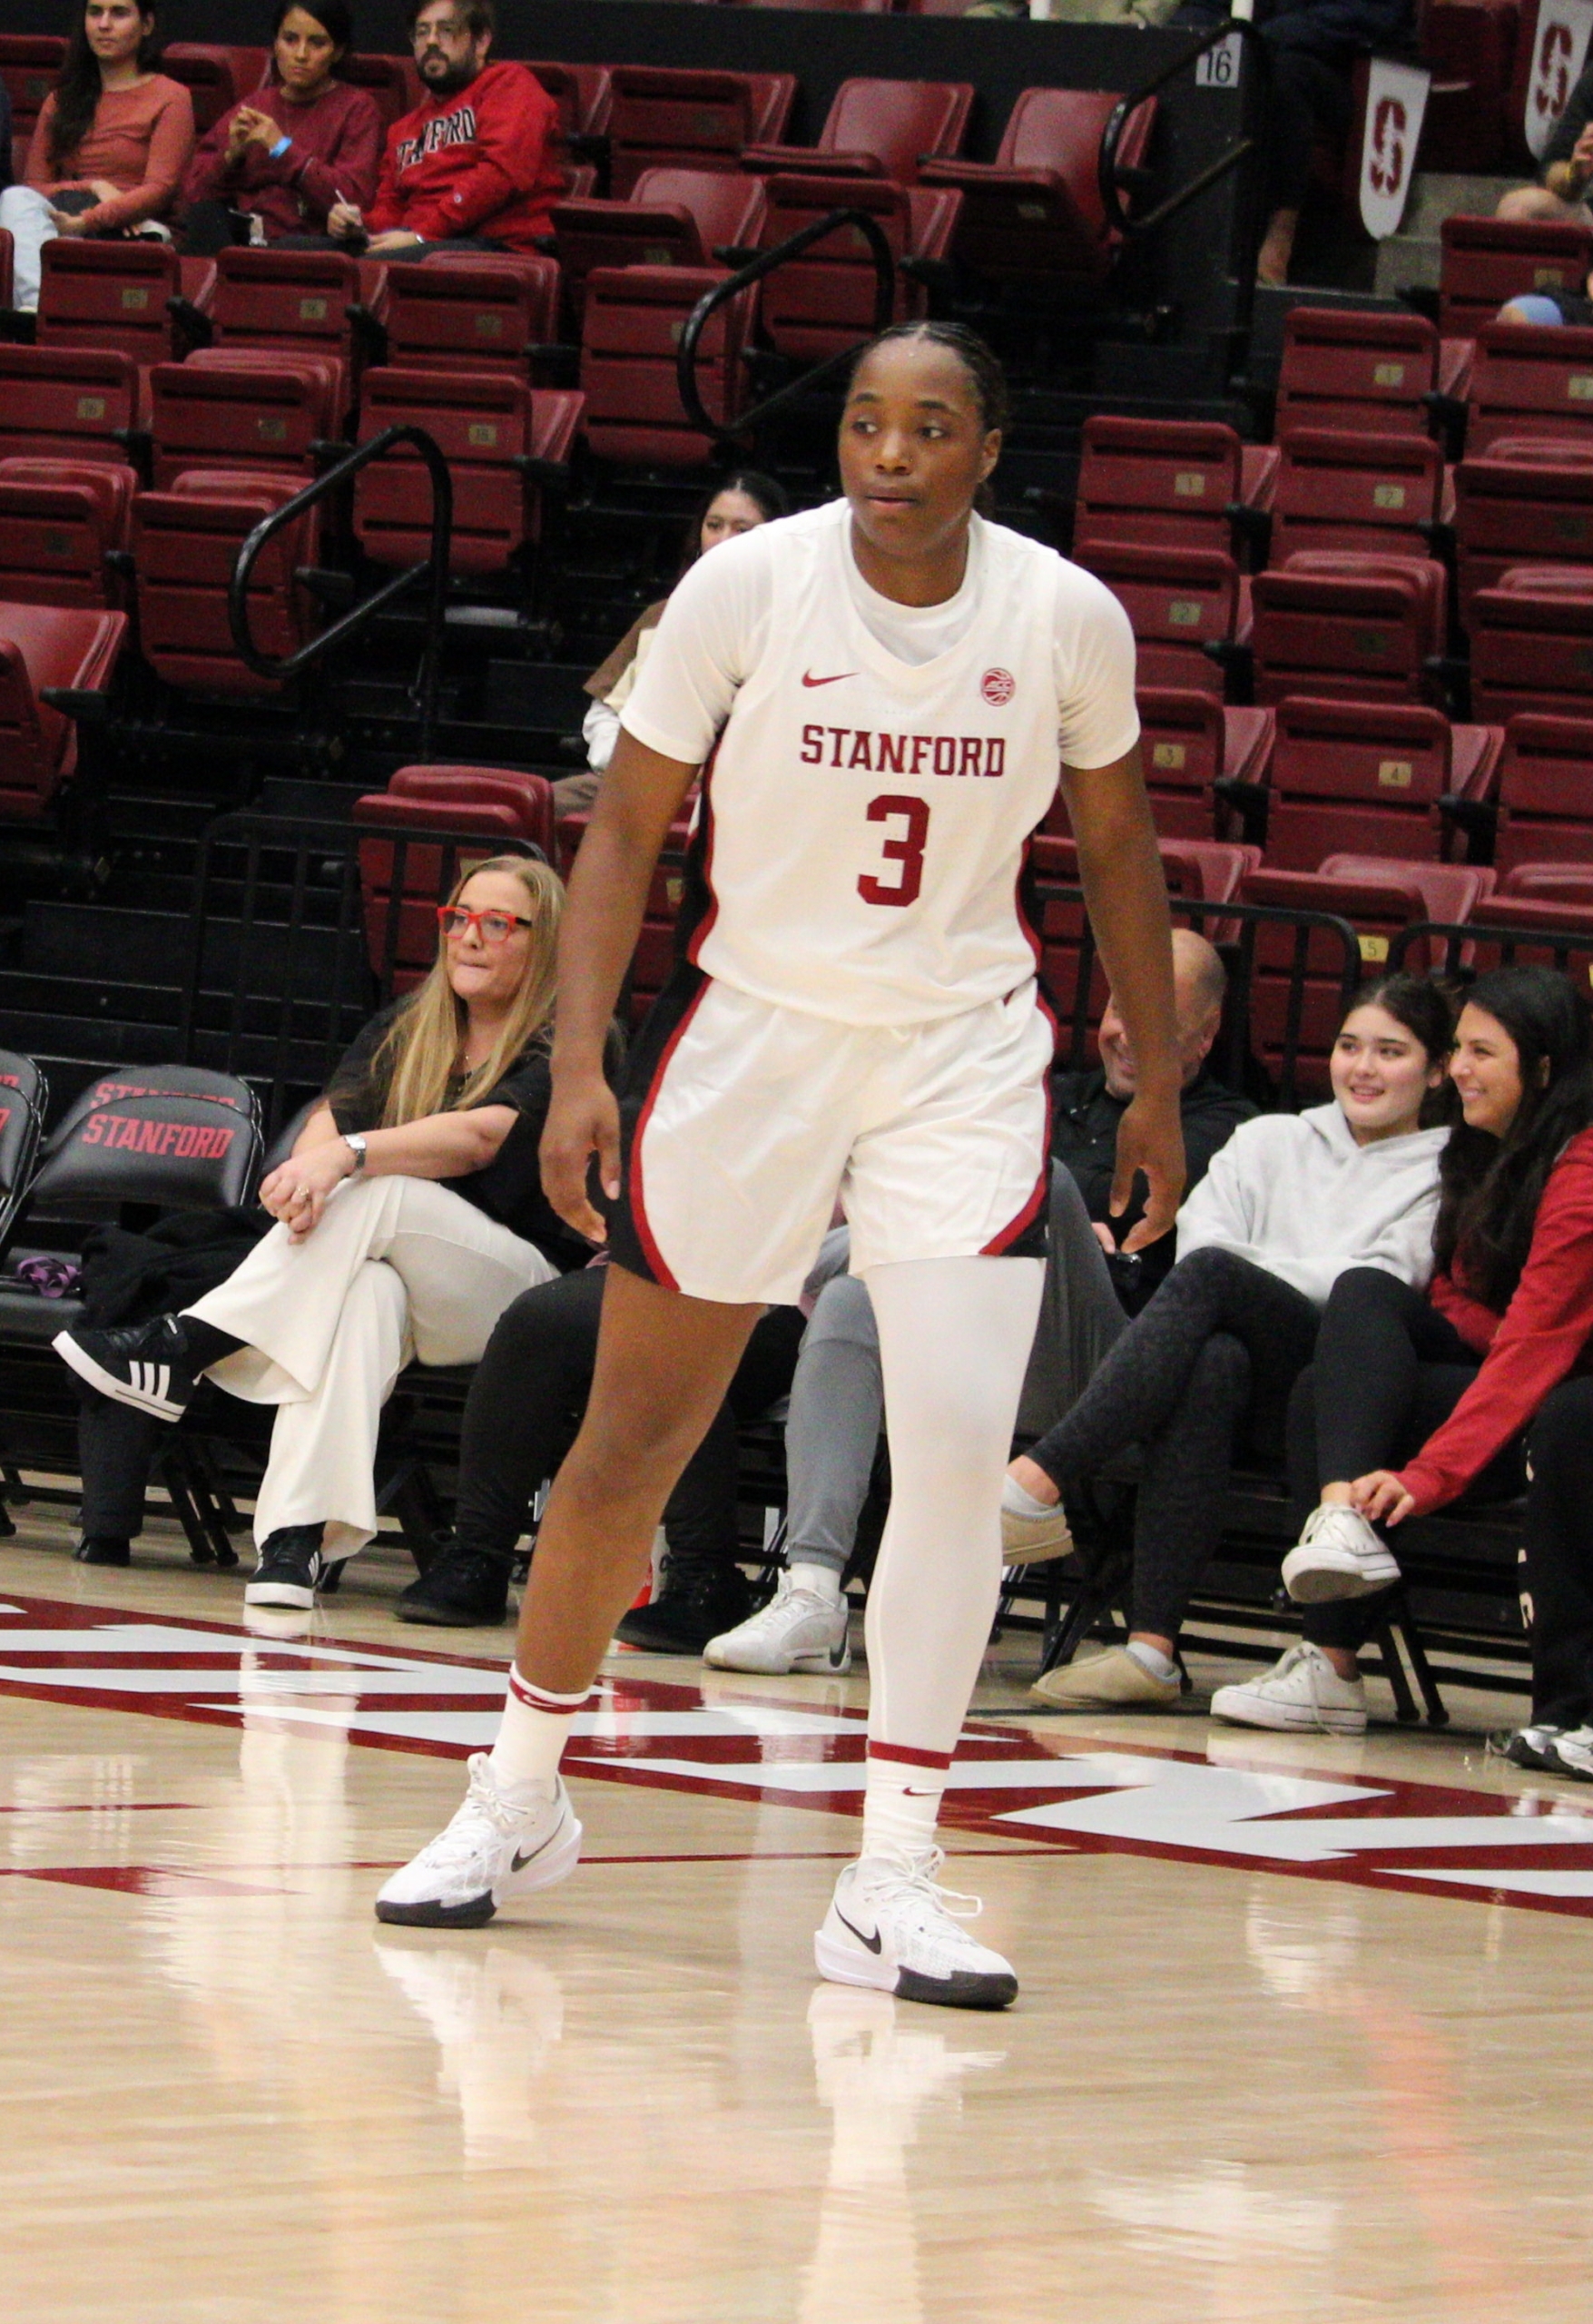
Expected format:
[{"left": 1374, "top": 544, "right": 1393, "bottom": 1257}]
[
  {"left": 868, "top": 1740, "right": 954, "bottom": 1771},
  {"left": 628, "top": 978, "right": 712, "bottom": 1293},
  {"left": 982, "top": 982, "right": 1056, "bottom": 1256}
]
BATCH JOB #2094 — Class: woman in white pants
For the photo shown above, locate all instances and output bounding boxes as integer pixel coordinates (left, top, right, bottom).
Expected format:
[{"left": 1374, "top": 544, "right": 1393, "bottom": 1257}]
[
  {"left": 57, "top": 855, "right": 591, "bottom": 1609},
  {"left": 0, "top": 0, "right": 194, "bottom": 310}
]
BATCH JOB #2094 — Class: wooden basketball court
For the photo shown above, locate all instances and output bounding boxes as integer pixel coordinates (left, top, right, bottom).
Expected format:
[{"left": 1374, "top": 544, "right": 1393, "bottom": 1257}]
[{"left": 5, "top": 1507, "right": 1590, "bottom": 2324}]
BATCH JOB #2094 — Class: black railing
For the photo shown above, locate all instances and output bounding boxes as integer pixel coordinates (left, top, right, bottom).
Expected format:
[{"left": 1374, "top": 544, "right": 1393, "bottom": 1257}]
[
  {"left": 1037, "top": 882, "right": 1363, "bottom": 1109},
  {"left": 228, "top": 422, "right": 453, "bottom": 763},
  {"left": 179, "top": 810, "right": 541, "bottom": 1137},
  {"left": 675, "top": 205, "right": 897, "bottom": 453},
  {"left": 1098, "top": 15, "right": 1273, "bottom": 365},
  {"left": 1391, "top": 917, "right": 1593, "bottom": 980}
]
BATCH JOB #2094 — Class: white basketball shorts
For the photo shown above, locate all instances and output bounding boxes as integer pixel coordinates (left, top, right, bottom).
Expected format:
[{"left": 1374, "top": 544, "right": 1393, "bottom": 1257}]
[{"left": 609, "top": 967, "right": 1053, "bottom": 1305}]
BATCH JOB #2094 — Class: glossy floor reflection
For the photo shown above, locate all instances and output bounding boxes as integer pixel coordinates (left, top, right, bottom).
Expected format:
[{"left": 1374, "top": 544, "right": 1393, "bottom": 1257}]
[{"left": 2, "top": 1519, "right": 1589, "bottom": 2323}]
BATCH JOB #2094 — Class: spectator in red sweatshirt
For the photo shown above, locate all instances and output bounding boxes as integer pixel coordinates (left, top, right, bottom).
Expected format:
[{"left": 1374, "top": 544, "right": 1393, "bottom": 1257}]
[
  {"left": 1211, "top": 966, "right": 1593, "bottom": 1748},
  {"left": 180, "top": 0, "right": 382, "bottom": 252},
  {"left": 326, "top": 0, "right": 560, "bottom": 261}
]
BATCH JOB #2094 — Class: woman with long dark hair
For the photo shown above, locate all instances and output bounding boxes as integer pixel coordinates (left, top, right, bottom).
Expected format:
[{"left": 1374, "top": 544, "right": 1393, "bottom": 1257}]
[
  {"left": 1216, "top": 965, "right": 1593, "bottom": 1747},
  {"left": 1021, "top": 974, "right": 1454, "bottom": 1711},
  {"left": 0, "top": 0, "right": 193, "bottom": 310},
  {"left": 181, "top": 0, "right": 381, "bottom": 252},
  {"left": 562, "top": 471, "right": 790, "bottom": 817}
]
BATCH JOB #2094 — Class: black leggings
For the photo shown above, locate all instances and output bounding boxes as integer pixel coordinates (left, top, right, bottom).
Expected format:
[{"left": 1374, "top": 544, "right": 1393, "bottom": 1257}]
[
  {"left": 1027, "top": 1246, "right": 1321, "bottom": 1639},
  {"left": 452, "top": 1265, "right": 803, "bottom": 1568},
  {"left": 1521, "top": 1375, "right": 1593, "bottom": 1725}
]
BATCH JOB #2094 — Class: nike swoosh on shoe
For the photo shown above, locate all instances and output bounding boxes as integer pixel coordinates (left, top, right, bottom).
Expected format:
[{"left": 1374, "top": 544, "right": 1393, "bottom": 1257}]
[{"left": 835, "top": 1906, "right": 883, "bottom": 1955}]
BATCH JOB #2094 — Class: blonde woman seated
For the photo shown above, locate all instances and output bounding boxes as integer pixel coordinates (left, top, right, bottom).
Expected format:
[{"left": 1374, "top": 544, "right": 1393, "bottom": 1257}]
[{"left": 56, "top": 856, "right": 590, "bottom": 1610}]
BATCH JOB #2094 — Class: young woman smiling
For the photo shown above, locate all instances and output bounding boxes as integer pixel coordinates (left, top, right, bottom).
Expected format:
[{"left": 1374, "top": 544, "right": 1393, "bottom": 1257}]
[
  {"left": 55, "top": 858, "right": 590, "bottom": 1611},
  {"left": 1216, "top": 966, "right": 1593, "bottom": 1746},
  {"left": 181, "top": 0, "right": 382, "bottom": 251},
  {"left": 0, "top": 0, "right": 193, "bottom": 309},
  {"left": 1023, "top": 976, "right": 1455, "bottom": 1713}
]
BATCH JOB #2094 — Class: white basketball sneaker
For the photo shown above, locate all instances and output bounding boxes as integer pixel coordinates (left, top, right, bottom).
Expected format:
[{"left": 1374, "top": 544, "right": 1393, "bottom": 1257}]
[
  {"left": 816, "top": 1850, "right": 1018, "bottom": 2011},
  {"left": 1282, "top": 1502, "right": 1401, "bottom": 1603},
  {"left": 703, "top": 1574, "right": 851, "bottom": 1674},
  {"left": 375, "top": 1754, "right": 583, "bottom": 1928},
  {"left": 1210, "top": 1642, "right": 1368, "bottom": 1735}
]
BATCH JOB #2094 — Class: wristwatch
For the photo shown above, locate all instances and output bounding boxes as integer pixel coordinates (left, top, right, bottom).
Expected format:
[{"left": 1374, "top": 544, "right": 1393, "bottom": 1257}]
[{"left": 342, "top": 1133, "right": 369, "bottom": 1173}]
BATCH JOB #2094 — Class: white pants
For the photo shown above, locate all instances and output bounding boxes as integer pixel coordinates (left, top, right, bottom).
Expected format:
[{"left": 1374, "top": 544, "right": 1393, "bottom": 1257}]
[
  {"left": 186, "top": 1175, "right": 559, "bottom": 1561},
  {"left": 0, "top": 184, "right": 60, "bottom": 310}
]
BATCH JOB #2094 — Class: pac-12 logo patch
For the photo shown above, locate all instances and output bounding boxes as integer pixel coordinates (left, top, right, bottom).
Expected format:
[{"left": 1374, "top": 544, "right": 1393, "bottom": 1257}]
[{"left": 981, "top": 667, "right": 1016, "bottom": 706}]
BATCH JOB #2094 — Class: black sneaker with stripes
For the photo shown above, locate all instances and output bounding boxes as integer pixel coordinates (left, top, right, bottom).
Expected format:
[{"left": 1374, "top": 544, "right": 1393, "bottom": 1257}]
[{"left": 54, "top": 1314, "right": 199, "bottom": 1423}]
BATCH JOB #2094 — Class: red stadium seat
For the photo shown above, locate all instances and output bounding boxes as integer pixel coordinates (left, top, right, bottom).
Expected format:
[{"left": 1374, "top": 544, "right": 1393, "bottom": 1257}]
[
  {"left": 1463, "top": 893, "right": 1593, "bottom": 980},
  {"left": 1033, "top": 835, "right": 1260, "bottom": 1043},
  {"left": 1080, "top": 542, "right": 1249, "bottom": 698},
  {"left": 579, "top": 264, "right": 757, "bottom": 468},
  {"left": 339, "top": 52, "right": 422, "bottom": 128},
  {"left": 1249, "top": 552, "right": 1447, "bottom": 707},
  {"left": 1072, "top": 417, "right": 1278, "bottom": 561},
  {"left": 0, "top": 458, "right": 136, "bottom": 609},
  {"left": 0, "top": 34, "right": 66, "bottom": 167},
  {"left": 754, "top": 175, "right": 961, "bottom": 361},
  {"left": 742, "top": 77, "right": 973, "bottom": 184},
  {"left": 201, "top": 245, "right": 377, "bottom": 373},
  {"left": 1500, "top": 862, "right": 1593, "bottom": 901},
  {"left": 553, "top": 169, "right": 766, "bottom": 322},
  {"left": 1488, "top": 714, "right": 1593, "bottom": 872},
  {"left": 133, "top": 469, "right": 319, "bottom": 697},
  {"left": 526, "top": 61, "right": 614, "bottom": 143},
  {"left": 356, "top": 370, "right": 581, "bottom": 574},
  {"left": 919, "top": 88, "right": 1155, "bottom": 290},
  {"left": 387, "top": 764, "right": 556, "bottom": 862},
  {"left": 1131, "top": 689, "right": 1273, "bottom": 841},
  {"left": 1469, "top": 567, "right": 1593, "bottom": 724},
  {"left": 0, "top": 601, "right": 126, "bottom": 820},
  {"left": 605, "top": 68, "right": 796, "bottom": 198},
  {"left": 1275, "top": 306, "right": 1471, "bottom": 438},
  {"left": 1466, "top": 320, "right": 1593, "bottom": 456},
  {"left": 0, "top": 347, "right": 143, "bottom": 466},
  {"left": 379, "top": 253, "right": 561, "bottom": 381},
  {"left": 160, "top": 44, "right": 270, "bottom": 133},
  {"left": 148, "top": 349, "right": 347, "bottom": 488},
  {"left": 1453, "top": 435, "right": 1593, "bottom": 624},
  {"left": 1258, "top": 696, "right": 1501, "bottom": 869},
  {"left": 36, "top": 237, "right": 183, "bottom": 364},
  {"left": 1269, "top": 428, "right": 1450, "bottom": 563},
  {"left": 1440, "top": 215, "right": 1593, "bottom": 340}
]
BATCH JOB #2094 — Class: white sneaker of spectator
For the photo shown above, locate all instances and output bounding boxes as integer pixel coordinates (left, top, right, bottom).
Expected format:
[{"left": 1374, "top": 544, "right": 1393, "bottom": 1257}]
[
  {"left": 1281, "top": 1502, "right": 1401, "bottom": 1603},
  {"left": 1210, "top": 1642, "right": 1368, "bottom": 1735},
  {"left": 703, "top": 1572, "right": 851, "bottom": 1674},
  {"left": 1548, "top": 1727, "right": 1593, "bottom": 1782}
]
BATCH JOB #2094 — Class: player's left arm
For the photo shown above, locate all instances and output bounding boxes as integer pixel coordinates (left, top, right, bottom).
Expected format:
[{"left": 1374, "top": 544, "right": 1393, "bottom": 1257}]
[{"left": 1058, "top": 744, "right": 1185, "bottom": 1253}]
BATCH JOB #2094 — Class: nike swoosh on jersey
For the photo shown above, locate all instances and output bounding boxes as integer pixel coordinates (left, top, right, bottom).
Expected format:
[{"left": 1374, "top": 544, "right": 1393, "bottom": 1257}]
[
  {"left": 835, "top": 1906, "right": 884, "bottom": 1955},
  {"left": 801, "top": 670, "right": 855, "bottom": 687}
]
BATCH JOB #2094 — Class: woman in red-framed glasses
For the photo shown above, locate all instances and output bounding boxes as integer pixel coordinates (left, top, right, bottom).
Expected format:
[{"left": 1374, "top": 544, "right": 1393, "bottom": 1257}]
[{"left": 55, "top": 852, "right": 597, "bottom": 1611}]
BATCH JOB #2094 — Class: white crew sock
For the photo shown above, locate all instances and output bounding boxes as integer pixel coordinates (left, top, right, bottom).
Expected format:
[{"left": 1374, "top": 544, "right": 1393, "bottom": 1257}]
[
  {"left": 1126, "top": 1640, "right": 1177, "bottom": 1681},
  {"left": 487, "top": 1667, "right": 589, "bottom": 1801},
  {"left": 860, "top": 1744, "right": 949, "bottom": 1862},
  {"left": 1001, "top": 1474, "right": 1057, "bottom": 1518},
  {"left": 790, "top": 1561, "right": 842, "bottom": 1605}
]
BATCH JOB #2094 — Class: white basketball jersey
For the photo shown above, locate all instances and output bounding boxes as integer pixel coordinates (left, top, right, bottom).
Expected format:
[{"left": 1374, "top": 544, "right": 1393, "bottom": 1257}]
[{"left": 680, "top": 500, "right": 1077, "bottom": 1028}]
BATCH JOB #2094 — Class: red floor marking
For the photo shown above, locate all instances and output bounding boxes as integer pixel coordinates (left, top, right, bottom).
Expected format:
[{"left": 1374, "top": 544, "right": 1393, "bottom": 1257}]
[
  {"left": 4, "top": 1590, "right": 1593, "bottom": 1922},
  {"left": 9, "top": 1866, "right": 295, "bottom": 1898}
]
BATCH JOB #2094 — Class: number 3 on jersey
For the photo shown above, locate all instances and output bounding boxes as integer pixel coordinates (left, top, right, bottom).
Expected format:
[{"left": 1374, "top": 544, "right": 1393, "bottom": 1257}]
[{"left": 859, "top": 793, "right": 929, "bottom": 908}]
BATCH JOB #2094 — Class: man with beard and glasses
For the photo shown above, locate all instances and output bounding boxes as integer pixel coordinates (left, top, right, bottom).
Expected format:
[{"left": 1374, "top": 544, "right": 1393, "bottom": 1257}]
[{"left": 326, "top": 0, "right": 560, "bottom": 260}]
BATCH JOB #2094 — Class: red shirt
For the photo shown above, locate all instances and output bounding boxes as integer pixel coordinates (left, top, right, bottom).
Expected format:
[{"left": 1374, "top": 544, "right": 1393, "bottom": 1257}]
[
  {"left": 1400, "top": 1127, "right": 1593, "bottom": 1514},
  {"left": 366, "top": 59, "right": 561, "bottom": 249},
  {"left": 182, "top": 77, "right": 383, "bottom": 238}
]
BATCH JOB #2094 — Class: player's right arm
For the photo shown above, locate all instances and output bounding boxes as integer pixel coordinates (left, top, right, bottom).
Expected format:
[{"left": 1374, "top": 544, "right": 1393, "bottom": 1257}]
[{"left": 540, "top": 733, "right": 701, "bottom": 1242}]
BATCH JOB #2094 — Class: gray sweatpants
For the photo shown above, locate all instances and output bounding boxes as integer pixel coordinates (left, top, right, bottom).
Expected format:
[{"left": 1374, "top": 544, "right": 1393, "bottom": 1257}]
[{"left": 784, "top": 1166, "right": 1129, "bottom": 1575}]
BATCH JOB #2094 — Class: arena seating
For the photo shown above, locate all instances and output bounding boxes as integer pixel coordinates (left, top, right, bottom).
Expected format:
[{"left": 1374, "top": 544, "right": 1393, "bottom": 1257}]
[
  {"left": 352, "top": 784, "right": 554, "bottom": 983},
  {"left": 0, "top": 458, "right": 137, "bottom": 610},
  {"left": 1468, "top": 567, "right": 1593, "bottom": 724},
  {"left": 604, "top": 67, "right": 796, "bottom": 196},
  {"left": 578, "top": 262, "right": 757, "bottom": 465},
  {"left": 339, "top": 50, "right": 422, "bottom": 126},
  {"left": 552, "top": 168, "right": 768, "bottom": 321},
  {"left": 1078, "top": 542, "right": 1248, "bottom": 697},
  {"left": 755, "top": 175, "right": 961, "bottom": 359},
  {"left": 1275, "top": 307, "right": 1471, "bottom": 439},
  {"left": 740, "top": 75, "right": 973, "bottom": 182},
  {"left": 0, "top": 602, "right": 127, "bottom": 821},
  {"left": 0, "top": 347, "right": 144, "bottom": 468},
  {"left": 1440, "top": 215, "right": 1593, "bottom": 340},
  {"left": 133, "top": 470, "right": 320, "bottom": 697},
  {"left": 1249, "top": 552, "right": 1448, "bottom": 706},
  {"left": 1072, "top": 418, "right": 1277, "bottom": 563},
  {"left": 1487, "top": 713, "right": 1593, "bottom": 871},
  {"left": 379, "top": 254, "right": 562, "bottom": 381},
  {"left": 354, "top": 373, "right": 581, "bottom": 575},
  {"left": 160, "top": 44, "right": 270, "bottom": 133},
  {"left": 1135, "top": 688, "right": 1273, "bottom": 841},
  {"left": 0, "top": 33, "right": 65, "bottom": 169},
  {"left": 197, "top": 247, "right": 381, "bottom": 379},
  {"left": 1268, "top": 428, "right": 1450, "bottom": 563},
  {"left": 919, "top": 87, "right": 1155, "bottom": 290},
  {"left": 36, "top": 238, "right": 186, "bottom": 366},
  {"left": 148, "top": 350, "right": 349, "bottom": 488},
  {"left": 1453, "top": 435, "right": 1593, "bottom": 622},
  {"left": 1466, "top": 320, "right": 1593, "bottom": 456}
]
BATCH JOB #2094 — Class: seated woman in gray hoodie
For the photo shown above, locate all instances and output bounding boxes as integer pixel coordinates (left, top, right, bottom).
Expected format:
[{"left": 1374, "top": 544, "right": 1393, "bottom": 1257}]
[{"left": 1017, "top": 973, "right": 1455, "bottom": 1710}]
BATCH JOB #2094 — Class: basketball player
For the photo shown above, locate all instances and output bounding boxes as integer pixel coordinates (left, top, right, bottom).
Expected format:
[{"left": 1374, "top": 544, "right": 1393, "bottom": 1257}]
[{"left": 377, "top": 324, "right": 1185, "bottom": 2009}]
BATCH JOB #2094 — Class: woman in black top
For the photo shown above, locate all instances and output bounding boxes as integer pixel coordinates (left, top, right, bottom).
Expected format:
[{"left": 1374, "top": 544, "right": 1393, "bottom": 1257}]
[{"left": 57, "top": 855, "right": 585, "bottom": 1610}]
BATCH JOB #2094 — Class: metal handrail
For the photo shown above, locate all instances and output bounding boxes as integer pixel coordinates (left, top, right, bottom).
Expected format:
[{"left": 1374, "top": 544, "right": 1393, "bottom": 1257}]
[
  {"left": 675, "top": 205, "right": 897, "bottom": 454},
  {"left": 227, "top": 421, "right": 454, "bottom": 763},
  {"left": 1391, "top": 917, "right": 1593, "bottom": 980},
  {"left": 1098, "top": 16, "right": 1273, "bottom": 365}
]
